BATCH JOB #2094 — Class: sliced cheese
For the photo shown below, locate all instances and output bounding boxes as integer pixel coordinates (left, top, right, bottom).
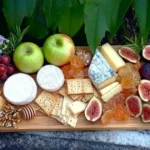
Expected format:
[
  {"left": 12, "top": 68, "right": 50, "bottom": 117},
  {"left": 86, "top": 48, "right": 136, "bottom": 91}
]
[
  {"left": 37, "top": 65, "right": 65, "bottom": 92},
  {"left": 61, "top": 96, "right": 73, "bottom": 116},
  {"left": 3, "top": 73, "right": 37, "bottom": 105},
  {"left": 88, "top": 49, "right": 117, "bottom": 90},
  {"left": 101, "top": 84, "right": 122, "bottom": 102},
  {"left": 100, "top": 43, "right": 125, "bottom": 72},
  {"left": 68, "top": 101, "right": 87, "bottom": 115},
  {"left": 100, "top": 82, "right": 119, "bottom": 95}
]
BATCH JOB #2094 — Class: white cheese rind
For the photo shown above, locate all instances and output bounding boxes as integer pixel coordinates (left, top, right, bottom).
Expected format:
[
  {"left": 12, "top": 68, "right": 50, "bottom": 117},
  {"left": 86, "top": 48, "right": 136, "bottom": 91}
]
[
  {"left": 88, "top": 49, "right": 117, "bottom": 90},
  {"left": 3, "top": 73, "right": 37, "bottom": 105},
  {"left": 37, "top": 65, "right": 65, "bottom": 92}
]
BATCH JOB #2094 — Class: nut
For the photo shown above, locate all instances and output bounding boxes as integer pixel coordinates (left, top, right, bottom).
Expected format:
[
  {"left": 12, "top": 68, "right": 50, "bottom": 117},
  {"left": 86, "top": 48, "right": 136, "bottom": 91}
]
[{"left": 0, "top": 103, "right": 22, "bottom": 128}]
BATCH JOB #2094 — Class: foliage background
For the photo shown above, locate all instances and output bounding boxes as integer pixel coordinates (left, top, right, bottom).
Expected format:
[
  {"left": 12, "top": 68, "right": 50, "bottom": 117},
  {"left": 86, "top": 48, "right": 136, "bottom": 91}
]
[{"left": 0, "top": 0, "right": 150, "bottom": 54}]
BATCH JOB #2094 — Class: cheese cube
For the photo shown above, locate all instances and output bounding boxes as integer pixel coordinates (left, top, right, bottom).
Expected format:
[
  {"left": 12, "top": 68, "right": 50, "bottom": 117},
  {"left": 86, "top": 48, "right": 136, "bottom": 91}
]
[
  {"left": 100, "top": 43, "right": 125, "bottom": 72},
  {"left": 101, "top": 84, "right": 122, "bottom": 102},
  {"left": 88, "top": 49, "right": 117, "bottom": 90},
  {"left": 68, "top": 101, "right": 87, "bottom": 115}
]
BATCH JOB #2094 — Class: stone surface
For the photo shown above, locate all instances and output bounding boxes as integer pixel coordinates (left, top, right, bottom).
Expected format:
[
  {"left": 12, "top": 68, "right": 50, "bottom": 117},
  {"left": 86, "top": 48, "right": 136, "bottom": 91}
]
[{"left": 0, "top": 131, "right": 150, "bottom": 149}]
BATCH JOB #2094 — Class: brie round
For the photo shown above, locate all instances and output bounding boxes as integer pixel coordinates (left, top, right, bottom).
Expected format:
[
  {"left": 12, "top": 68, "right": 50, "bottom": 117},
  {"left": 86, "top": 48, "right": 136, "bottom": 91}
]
[
  {"left": 36, "top": 65, "right": 65, "bottom": 92},
  {"left": 3, "top": 73, "right": 37, "bottom": 105}
]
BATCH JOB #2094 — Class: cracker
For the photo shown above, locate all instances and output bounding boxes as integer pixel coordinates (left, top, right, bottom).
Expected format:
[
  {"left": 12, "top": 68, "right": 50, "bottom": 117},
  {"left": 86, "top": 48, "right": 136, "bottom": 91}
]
[
  {"left": 51, "top": 95, "right": 62, "bottom": 116},
  {"left": 69, "top": 94, "right": 81, "bottom": 101},
  {"left": 84, "top": 93, "right": 93, "bottom": 102},
  {"left": 93, "top": 88, "right": 99, "bottom": 97},
  {"left": 78, "top": 94, "right": 84, "bottom": 101},
  {"left": 66, "top": 79, "right": 83, "bottom": 94},
  {"left": 83, "top": 79, "right": 94, "bottom": 94},
  {"left": 58, "top": 86, "right": 67, "bottom": 96},
  {"left": 35, "top": 91, "right": 57, "bottom": 116}
]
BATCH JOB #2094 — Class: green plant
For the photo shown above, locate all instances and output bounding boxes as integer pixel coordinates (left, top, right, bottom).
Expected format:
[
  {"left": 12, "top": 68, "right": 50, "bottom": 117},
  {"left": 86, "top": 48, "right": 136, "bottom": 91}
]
[{"left": 0, "top": 0, "right": 150, "bottom": 54}]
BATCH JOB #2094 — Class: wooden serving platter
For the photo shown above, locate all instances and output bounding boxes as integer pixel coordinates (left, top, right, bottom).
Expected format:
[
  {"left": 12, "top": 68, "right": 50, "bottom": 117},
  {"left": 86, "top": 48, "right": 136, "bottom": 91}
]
[{"left": 0, "top": 46, "right": 149, "bottom": 132}]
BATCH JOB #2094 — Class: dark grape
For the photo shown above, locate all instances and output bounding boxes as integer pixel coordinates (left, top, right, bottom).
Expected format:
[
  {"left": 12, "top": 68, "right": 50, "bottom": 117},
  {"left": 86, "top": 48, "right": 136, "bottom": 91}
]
[
  {"left": 7, "top": 64, "right": 15, "bottom": 75},
  {"left": 0, "top": 74, "right": 8, "bottom": 81},
  {"left": 0, "top": 64, "right": 7, "bottom": 75},
  {"left": 0, "top": 55, "right": 10, "bottom": 65}
]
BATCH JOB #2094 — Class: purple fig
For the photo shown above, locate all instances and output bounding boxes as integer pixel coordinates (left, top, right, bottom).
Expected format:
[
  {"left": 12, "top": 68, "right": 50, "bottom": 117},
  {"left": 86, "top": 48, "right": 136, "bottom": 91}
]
[
  {"left": 118, "top": 47, "right": 140, "bottom": 63},
  {"left": 125, "top": 95, "right": 142, "bottom": 118},
  {"left": 84, "top": 96, "right": 102, "bottom": 122},
  {"left": 141, "top": 104, "right": 150, "bottom": 123},
  {"left": 139, "top": 63, "right": 150, "bottom": 80},
  {"left": 138, "top": 80, "right": 150, "bottom": 102},
  {"left": 143, "top": 45, "right": 150, "bottom": 60}
]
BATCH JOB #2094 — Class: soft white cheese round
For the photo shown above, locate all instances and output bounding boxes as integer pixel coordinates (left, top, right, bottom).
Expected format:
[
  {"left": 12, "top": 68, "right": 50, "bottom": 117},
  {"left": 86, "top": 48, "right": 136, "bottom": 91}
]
[
  {"left": 3, "top": 73, "right": 37, "bottom": 105},
  {"left": 37, "top": 65, "right": 65, "bottom": 92}
]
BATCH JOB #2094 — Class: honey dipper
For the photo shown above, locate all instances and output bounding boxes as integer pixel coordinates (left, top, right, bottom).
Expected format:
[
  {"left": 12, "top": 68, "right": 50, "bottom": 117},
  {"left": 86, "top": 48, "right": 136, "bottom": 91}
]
[
  {"left": 21, "top": 106, "right": 37, "bottom": 120},
  {"left": 21, "top": 105, "right": 46, "bottom": 120}
]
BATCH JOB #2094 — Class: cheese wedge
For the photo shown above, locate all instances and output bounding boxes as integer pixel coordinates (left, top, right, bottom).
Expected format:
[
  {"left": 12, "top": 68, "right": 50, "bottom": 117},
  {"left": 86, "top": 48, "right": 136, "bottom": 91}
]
[
  {"left": 68, "top": 101, "right": 87, "bottom": 115},
  {"left": 100, "top": 43, "right": 125, "bottom": 72},
  {"left": 100, "top": 82, "right": 119, "bottom": 96},
  {"left": 101, "top": 84, "right": 122, "bottom": 102},
  {"left": 88, "top": 49, "right": 117, "bottom": 90}
]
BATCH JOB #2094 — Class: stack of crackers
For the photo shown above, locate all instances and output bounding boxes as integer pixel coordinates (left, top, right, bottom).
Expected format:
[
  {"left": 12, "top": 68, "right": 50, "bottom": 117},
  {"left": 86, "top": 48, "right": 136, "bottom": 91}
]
[
  {"left": 59, "top": 79, "right": 98, "bottom": 103},
  {"left": 34, "top": 79, "right": 98, "bottom": 128}
]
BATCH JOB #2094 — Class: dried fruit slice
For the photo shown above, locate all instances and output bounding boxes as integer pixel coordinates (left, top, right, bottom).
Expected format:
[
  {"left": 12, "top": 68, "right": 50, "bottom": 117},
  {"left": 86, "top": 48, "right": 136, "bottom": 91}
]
[
  {"left": 141, "top": 104, "right": 150, "bottom": 123},
  {"left": 143, "top": 45, "right": 150, "bottom": 60},
  {"left": 84, "top": 96, "right": 102, "bottom": 122},
  {"left": 101, "top": 110, "right": 113, "bottom": 124},
  {"left": 138, "top": 80, "right": 150, "bottom": 102},
  {"left": 113, "top": 104, "right": 130, "bottom": 121},
  {"left": 125, "top": 95, "right": 142, "bottom": 118},
  {"left": 139, "top": 63, "right": 150, "bottom": 80},
  {"left": 119, "top": 47, "right": 140, "bottom": 63}
]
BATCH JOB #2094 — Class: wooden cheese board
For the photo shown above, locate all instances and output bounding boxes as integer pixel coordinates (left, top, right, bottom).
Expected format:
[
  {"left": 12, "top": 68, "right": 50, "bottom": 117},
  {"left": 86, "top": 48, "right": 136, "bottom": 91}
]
[{"left": 0, "top": 46, "right": 149, "bottom": 132}]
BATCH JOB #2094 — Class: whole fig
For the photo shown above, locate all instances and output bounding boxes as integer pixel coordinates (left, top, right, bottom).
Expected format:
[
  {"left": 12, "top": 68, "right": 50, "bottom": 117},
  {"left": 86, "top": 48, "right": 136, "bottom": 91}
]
[{"left": 139, "top": 63, "right": 150, "bottom": 80}]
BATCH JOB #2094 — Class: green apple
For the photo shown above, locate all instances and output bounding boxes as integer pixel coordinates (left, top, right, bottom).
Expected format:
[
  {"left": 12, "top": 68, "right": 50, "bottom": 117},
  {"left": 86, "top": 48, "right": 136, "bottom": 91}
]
[
  {"left": 43, "top": 34, "right": 75, "bottom": 66},
  {"left": 13, "top": 42, "right": 44, "bottom": 73}
]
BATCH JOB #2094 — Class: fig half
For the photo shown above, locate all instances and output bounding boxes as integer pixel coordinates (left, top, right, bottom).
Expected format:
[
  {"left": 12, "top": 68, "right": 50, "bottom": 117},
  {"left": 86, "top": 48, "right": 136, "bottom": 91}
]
[
  {"left": 143, "top": 45, "right": 150, "bottom": 60},
  {"left": 118, "top": 47, "right": 140, "bottom": 63},
  {"left": 84, "top": 96, "right": 102, "bottom": 122},
  {"left": 138, "top": 80, "right": 150, "bottom": 102},
  {"left": 141, "top": 104, "right": 150, "bottom": 123},
  {"left": 125, "top": 95, "right": 142, "bottom": 118}
]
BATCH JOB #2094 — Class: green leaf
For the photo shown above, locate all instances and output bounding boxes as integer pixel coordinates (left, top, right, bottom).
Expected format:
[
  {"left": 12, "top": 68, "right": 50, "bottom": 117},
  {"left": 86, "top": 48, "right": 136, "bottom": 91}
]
[
  {"left": 25, "top": 1, "right": 49, "bottom": 39},
  {"left": 43, "top": 0, "right": 71, "bottom": 28},
  {"left": 58, "top": 4, "right": 84, "bottom": 37},
  {"left": 109, "top": 0, "right": 132, "bottom": 39},
  {"left": 84, "top": 0, "right": 119, "bottom": 54},
  {"left": 79, "top": 0, "right": 85, "bottom": 4},
  {"left": 2, "top": 0, "right": 37, "bottom": 29},
  {"left": 133, "top": 0, "right": 150, "bottom": 42}
]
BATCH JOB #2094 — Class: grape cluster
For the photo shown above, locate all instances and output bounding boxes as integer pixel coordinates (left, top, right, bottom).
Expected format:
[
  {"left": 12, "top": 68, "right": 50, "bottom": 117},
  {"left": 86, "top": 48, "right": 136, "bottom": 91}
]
[{"left": 0, "top": 55, "right": 15, "bottom": 82}]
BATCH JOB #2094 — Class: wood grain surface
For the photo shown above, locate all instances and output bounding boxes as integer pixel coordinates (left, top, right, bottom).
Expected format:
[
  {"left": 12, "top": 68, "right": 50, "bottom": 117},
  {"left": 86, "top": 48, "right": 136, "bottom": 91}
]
[{"left": 0, "top": 46, "right": 148, "bottom": 132}]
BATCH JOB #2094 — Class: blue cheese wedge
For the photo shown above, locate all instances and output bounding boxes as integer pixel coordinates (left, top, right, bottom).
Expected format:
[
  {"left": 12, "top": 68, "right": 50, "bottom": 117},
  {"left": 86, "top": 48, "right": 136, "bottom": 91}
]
[
  {"left": 88, "top": 49, "right": 117, "bottom": 90},
  {"left": 3, "top": 73, "right": 37, "bottom": 105},
  {"left": 37, "top": 65, "right": 65, "bottom": 92}
]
